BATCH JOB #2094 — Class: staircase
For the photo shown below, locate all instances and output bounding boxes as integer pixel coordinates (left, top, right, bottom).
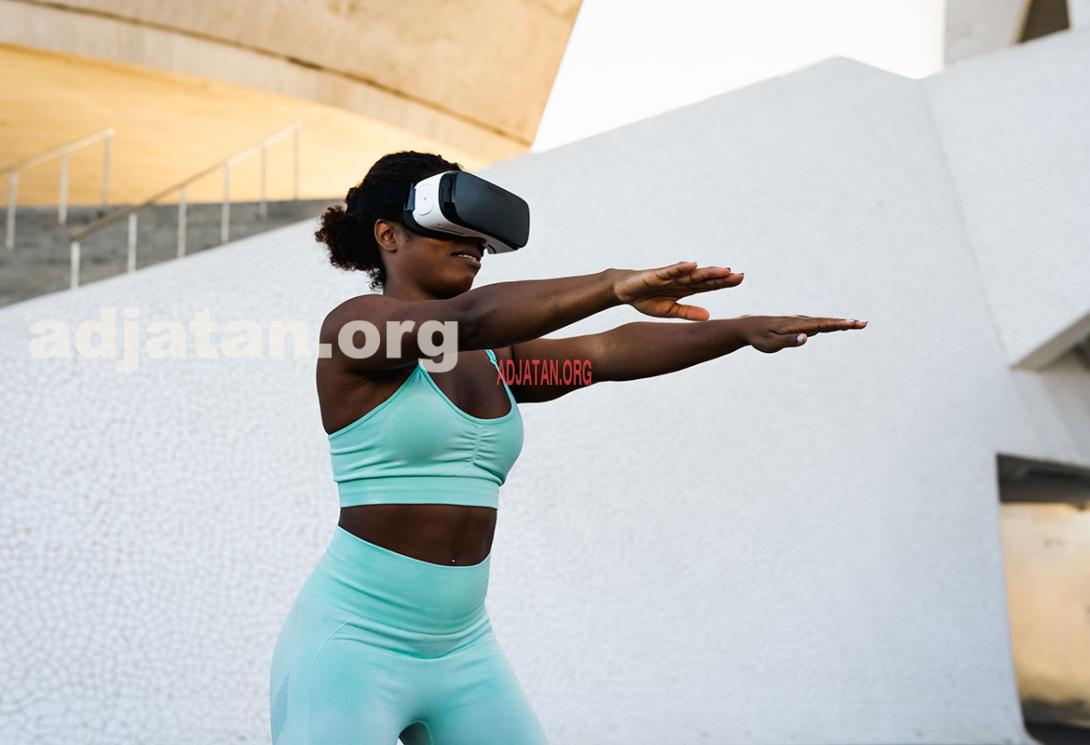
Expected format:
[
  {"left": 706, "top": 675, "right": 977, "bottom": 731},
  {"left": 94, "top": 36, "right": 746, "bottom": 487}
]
[
  {"left": 0, "top": 198, "right": 331, "bottom": 307},
  {"left": 0, "top": 122, "right": 330, "bottom": 307}
]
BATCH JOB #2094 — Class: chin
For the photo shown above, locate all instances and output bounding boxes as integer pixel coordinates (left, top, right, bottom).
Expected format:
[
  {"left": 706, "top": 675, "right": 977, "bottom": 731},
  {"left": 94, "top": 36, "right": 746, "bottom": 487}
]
[{"left": 435, "top": 277, "right": 474, "bottom": 298}]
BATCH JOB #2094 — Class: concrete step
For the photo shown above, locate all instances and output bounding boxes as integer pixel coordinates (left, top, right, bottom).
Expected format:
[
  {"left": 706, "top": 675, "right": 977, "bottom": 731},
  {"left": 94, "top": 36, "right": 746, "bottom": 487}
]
[{"left": 0, "top": 199, "right": 333, "bottom": 307}]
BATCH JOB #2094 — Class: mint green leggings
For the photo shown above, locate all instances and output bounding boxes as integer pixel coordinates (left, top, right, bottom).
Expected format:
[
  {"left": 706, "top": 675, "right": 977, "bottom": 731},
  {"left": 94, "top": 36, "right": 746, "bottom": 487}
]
[{"left": 269, "top": 526, "right": 550, "bottom": 745}]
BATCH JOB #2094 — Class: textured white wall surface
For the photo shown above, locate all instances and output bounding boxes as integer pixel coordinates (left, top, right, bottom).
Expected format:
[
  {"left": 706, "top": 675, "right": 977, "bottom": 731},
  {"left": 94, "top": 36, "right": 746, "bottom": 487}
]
[
  {"left": 944, "top": 0, "right": 1029, "bottom": 64},
  {"left": 1071, "top": 0, "right": 1090, "bottom": 28},
  {"left": 3, "top": 29, "right": 1090, "bottom": 745},
  {"left": 925, "top": 27, "right": 1090, "bottom": 369}
]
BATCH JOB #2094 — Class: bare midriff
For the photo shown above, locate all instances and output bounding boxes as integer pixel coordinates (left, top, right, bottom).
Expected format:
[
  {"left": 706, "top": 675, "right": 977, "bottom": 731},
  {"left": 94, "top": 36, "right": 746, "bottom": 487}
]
[{"left": 337, "top": 503, "right": 497, "bottom": 566}]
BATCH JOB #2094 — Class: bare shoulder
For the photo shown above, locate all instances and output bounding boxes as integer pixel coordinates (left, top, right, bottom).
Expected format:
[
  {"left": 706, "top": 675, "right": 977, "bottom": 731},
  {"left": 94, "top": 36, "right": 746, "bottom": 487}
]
[
  {"left": 330, "top": 293, "right": 396, "bottom": 318},
  {"left": 320, "top": 294, "right": 397, "bottom": 340}
]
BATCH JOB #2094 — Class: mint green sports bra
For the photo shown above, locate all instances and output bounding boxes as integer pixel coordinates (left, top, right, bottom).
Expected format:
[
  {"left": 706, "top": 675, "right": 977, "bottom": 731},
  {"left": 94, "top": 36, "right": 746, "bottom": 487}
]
[{"left": 328, "top": 348, "right": 524, "bottom": 510}]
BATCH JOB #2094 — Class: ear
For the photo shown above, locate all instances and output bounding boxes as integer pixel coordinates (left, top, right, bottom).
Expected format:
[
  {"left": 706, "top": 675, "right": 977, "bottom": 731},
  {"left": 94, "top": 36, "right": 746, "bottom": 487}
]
[{"left": 373, "top": 219, "right": 399, "bottom": 254}]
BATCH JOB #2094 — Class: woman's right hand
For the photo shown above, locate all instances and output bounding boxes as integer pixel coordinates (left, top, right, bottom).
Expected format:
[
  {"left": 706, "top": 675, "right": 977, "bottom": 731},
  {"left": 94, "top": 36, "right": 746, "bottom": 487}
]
[
  {"left": 611, "top": 261, "right": 744, "bottom": 321},
  {"left": 736, "top": 314, "right": 868, "bottom": 353}
]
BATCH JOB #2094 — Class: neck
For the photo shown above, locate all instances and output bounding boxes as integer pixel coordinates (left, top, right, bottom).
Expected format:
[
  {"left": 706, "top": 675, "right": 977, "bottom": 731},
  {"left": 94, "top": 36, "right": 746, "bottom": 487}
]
[{"left": 381, "top": 278, "right": 440, "bottom": 302}]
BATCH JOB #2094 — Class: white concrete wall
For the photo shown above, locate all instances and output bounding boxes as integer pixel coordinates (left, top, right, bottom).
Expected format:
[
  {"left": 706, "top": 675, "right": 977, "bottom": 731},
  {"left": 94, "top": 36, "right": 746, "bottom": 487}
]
[
  {"left": 925, "top": 27, "right": 1090, "bottom": 369},
  {"left": 944, "top": 0, "right": 1029, "bottom": 64},
  {"left": 4, "top": 27, "right": 1090, "bottom": 745},
  {"left": 1072, "top": 0, "right": 1090, "bottom": 28}
]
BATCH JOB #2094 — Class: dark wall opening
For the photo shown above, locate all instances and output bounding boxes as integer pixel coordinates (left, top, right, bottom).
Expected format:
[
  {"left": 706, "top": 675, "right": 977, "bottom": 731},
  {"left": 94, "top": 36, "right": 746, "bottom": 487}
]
[{"left": 1020, "top": 0, "right": 1071, "bottom": 42}]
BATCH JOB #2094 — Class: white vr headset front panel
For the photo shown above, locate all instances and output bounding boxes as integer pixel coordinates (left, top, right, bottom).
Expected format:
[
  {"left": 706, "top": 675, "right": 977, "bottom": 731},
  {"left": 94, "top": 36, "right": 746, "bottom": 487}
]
[{"left": 408, "top": 172, "right": 518, "bottom": 253}]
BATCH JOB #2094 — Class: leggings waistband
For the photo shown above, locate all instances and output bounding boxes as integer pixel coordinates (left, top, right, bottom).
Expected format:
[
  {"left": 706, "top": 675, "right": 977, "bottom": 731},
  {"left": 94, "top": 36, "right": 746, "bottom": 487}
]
[{"left": 299, "top": 526, "right": 492, "bottom": 656}]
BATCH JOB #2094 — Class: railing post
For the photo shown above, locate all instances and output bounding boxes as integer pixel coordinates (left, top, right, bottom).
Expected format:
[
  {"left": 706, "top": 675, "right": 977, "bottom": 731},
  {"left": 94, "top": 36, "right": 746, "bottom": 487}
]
[
  {"left": 177, "top": 186, "right": 187, "bottom": 258},
  {"left": 221, "top": 164, "right": 230, "bottom": 244},
  {"left": 5, "top": 171, "right": 16, "bottom": 250},
  {"left": 58, "top": 150, "right": 69, "bottom": 225},
  {"left": 259, "top": 143, "right": 268, "bottom": 220},
  {"left": 292, "top": 125, "right": 300, "bottom": 201},
  {"left": 54, "top": 125, "right": 297, "bottom": 288},
  {"left": 101, "top": 134, "right": 111, "bottom": 207},
  {"left": 127, "top": 213, "right": 137, "bottom": 272},
  {"left": 70, "top": 241, "right": 80, "bottom": 290}
]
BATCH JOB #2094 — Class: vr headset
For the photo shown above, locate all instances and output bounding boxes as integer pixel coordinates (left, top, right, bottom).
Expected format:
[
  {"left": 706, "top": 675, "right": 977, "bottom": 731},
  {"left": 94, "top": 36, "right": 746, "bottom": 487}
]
[{"left": 345, "top": 170, "right": 530, "bottom": 253}]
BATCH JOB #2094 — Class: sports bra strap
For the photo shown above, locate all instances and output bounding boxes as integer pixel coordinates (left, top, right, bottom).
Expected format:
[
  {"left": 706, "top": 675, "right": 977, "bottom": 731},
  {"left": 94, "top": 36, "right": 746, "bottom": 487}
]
[{"left": 485, "top": 349, "right": 513, "bottom": 401}]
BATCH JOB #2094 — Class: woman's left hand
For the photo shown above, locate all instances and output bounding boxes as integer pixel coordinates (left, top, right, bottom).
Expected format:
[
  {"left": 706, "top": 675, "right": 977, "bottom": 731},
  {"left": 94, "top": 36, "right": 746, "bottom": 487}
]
[{"left": 611, "top": 261, "right": 744, "bottom": 321}]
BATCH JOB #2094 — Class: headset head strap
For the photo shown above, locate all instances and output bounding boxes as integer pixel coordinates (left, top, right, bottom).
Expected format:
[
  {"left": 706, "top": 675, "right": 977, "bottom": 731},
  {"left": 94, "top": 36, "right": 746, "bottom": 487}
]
[{"left": 345, "top": 181, "right": 414, "bottom": 216}]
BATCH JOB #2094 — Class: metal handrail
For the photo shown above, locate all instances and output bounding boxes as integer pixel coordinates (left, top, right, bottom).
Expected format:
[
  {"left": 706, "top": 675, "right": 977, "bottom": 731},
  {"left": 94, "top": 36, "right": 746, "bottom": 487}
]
[
  {"left": 3, "top": 128, "right": 114, "bottom": 249},
  {"left": 68, "top": 122, "right": 300, "bottom": 290}
]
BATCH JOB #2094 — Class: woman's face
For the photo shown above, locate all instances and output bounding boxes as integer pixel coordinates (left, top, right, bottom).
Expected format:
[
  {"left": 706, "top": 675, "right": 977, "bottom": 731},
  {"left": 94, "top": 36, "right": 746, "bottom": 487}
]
[{"left": 378, "top": 220, "right": 488, "bottom": 298}]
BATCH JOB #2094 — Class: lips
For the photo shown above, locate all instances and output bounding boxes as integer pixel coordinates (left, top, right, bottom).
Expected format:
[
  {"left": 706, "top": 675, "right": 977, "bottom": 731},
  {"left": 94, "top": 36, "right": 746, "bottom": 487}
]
[{"left": 450, "top": 248, "right": 482, "bottom": 268}]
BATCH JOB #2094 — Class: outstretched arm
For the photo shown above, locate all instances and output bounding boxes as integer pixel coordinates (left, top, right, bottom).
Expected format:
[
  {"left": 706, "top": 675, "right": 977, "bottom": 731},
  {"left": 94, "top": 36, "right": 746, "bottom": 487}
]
[
  {"left": 322, "top": 261, "right": 740, "bottom": 371},
  {"left": 497, "top": 315, "right": 867, "bottom": 403}
]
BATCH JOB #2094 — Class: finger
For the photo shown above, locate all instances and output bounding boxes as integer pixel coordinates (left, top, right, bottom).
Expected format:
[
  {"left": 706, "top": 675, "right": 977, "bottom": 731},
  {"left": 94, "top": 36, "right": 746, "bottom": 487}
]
[
  {"left": 641, "top": 262, "right": 700, "bottom": 290},
  {"left": 779, "top": 317, "right": 867, "bottom": 334},
  {"left": 685, "top": 275, "right": 744, "bottom": 293},
  {"left": 681, "top": 266, "right": 736, "bottom": 284},
  {"left": 809, "top": 318, "right": 867, "bottom": 332},
  {"left": 761, "top": 330, "right": 808, "bottom": 351},
  {"left": 836, "top": 319, "right": 868, "bottom": 330},
  {"left": 652, "top": 261, "right": 699, "bottom": 281},
  {"left": 664, "top": 302, "right": 710, "bottom": 321}
]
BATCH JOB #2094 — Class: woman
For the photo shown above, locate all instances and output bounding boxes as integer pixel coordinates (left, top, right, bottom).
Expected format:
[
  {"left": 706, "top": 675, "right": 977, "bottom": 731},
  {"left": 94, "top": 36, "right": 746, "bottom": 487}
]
[{"left": 269, "top": 151, "right": 866, "bottom": 745}]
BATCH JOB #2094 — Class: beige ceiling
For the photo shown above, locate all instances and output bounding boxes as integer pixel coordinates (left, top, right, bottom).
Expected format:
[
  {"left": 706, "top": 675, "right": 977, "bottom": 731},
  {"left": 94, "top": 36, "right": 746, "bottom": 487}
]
[
  {"left": 1, "top": 0, "right": 583, "bottom": 154},
  {"left": 0, "top": 43, "right": 496, "bottom": 206}
]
